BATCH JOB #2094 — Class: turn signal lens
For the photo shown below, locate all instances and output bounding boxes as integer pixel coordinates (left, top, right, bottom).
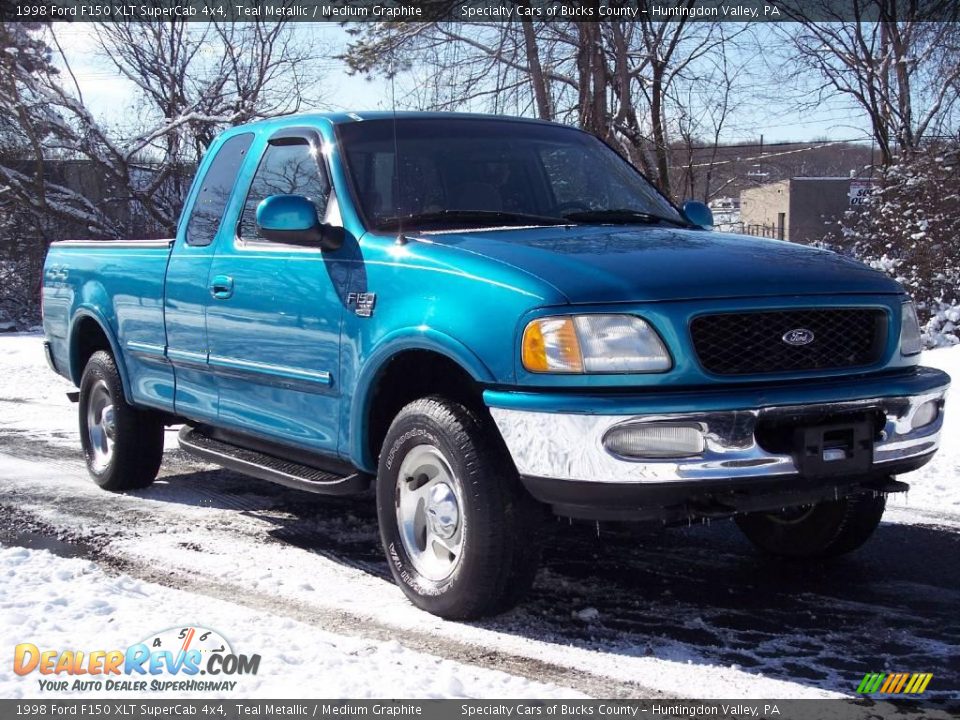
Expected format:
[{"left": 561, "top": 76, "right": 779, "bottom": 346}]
[{"left": 522, "top": 317, "right": 583, "bottom": 373}]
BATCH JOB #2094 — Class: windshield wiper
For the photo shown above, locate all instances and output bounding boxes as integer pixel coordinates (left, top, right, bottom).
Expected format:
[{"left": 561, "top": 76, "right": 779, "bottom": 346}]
[
  {"left": 376, "top": 209, "right": 568, "bottom": 231},
  {"left": 562, "top": 209, "right": 689, "bottom": 227}
]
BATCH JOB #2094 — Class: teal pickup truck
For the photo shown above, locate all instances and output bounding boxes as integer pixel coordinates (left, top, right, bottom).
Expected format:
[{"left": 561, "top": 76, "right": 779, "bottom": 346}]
[{"left": 42, "top": 113, "right": 950, "bottom": 619}]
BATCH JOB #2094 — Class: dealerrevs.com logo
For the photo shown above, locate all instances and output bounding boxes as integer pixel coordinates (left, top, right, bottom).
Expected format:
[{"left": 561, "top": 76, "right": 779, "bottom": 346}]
[{"left": 14, "top": 625, "right": 260, "bottom": 693}]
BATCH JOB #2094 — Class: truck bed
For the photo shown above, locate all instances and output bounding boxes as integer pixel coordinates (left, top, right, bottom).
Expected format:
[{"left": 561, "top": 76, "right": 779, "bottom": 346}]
[{"left": 42, "top": 239, "right": 174, "bottom": 412}]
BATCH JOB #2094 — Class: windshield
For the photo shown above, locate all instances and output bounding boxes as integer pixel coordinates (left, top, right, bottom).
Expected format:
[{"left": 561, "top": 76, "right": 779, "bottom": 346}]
[{"left": 337, "top": 118, "right": 685, "bottom": 231}]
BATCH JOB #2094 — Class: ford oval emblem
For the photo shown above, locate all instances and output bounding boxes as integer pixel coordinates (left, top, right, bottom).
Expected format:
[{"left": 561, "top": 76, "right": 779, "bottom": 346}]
[{"left": 782, "top": 328, "right": 815, "bottom": 346}]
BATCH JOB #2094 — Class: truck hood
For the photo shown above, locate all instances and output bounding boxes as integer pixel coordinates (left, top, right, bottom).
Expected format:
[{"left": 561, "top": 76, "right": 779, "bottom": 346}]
[{"left": 426, "top": 225, "right": 902, "bottom": 303}]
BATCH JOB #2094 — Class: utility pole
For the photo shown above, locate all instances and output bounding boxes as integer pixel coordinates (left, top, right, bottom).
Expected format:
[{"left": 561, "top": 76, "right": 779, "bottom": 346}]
[{"left": 759, "top": 134, "right": 764, "bottom": 179}]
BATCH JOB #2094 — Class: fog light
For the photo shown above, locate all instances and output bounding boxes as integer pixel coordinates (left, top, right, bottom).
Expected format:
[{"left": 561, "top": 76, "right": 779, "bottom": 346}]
[
  {"left": 911, "top": 400, "right": 939, "bottom": 430},
  {"left": 603, "top": 423, "right": 705, "bottom": 460}
]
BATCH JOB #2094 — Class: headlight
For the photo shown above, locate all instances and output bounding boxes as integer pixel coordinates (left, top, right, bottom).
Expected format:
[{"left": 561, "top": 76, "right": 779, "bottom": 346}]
[
  {"left": 900, "top": 301, "right": 923, "bottom": 356},
  {"left": 522, "top": 314, "right": 671, "bottom": 373}
]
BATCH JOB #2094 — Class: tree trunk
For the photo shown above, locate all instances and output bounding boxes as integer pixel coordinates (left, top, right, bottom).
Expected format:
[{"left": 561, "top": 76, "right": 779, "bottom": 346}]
[
  {"left": 649, "top": 64, "right": 672, "bottom": 198},
  {"left": 575, "top": 21, "right": 608, "bottom": 140},
  {"left": 519, "top": 14, "right": 552, "bottom": 120}
]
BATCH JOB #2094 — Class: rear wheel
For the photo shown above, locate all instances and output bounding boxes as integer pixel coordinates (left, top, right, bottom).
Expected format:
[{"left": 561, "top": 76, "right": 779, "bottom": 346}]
[
  {"left": 735, "top": 491, "right": 887, "bottom": 558},
  {"left": 79, "top": 350, "right": 164, "bottom": 491},
  {"left": 376, "top": 396, "right": 543, "bottom": 619}
]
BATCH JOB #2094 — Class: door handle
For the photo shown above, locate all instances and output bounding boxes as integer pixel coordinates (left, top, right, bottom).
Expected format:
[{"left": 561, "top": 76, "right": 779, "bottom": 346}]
[{"left": 210, "top": 275, "right": 234, "bottom": 300}]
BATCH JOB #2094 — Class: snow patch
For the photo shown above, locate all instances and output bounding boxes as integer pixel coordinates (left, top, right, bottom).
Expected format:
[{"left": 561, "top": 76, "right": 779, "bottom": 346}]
[{"left": 0, "top": 546, "right": 583, "bottom": 700}]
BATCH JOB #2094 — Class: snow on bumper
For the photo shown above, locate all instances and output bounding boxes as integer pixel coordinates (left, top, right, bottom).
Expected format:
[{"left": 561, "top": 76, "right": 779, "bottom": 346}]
[{"left": 488, "top": 382, "right": 949, "bottom": 485}]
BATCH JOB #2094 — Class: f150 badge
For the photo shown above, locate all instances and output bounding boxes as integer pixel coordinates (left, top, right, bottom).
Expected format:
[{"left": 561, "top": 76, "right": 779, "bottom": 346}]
[{"left": 347, "top": 292, "right": 377, "bottom": 318}]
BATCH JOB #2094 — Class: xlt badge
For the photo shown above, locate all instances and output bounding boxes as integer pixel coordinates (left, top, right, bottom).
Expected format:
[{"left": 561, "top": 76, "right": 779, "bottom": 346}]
[{"left": 347, "top": 292, "right": 377, "bottom": 318}]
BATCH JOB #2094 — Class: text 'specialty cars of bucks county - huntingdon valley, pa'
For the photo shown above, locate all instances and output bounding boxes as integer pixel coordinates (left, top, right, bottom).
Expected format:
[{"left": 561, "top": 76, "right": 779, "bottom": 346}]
[{"left": 41, "top": 112, "right": 950, "bottom": 619}]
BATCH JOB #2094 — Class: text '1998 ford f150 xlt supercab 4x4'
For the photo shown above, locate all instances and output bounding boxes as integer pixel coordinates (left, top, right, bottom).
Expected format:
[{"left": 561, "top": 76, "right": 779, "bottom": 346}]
[{"left": 42, "top": 113, "right": 950, "bottom": 619}]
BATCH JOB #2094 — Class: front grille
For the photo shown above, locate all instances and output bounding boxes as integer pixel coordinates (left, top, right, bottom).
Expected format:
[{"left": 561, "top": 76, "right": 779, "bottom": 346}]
[{"left": 690, "top": 308, "right": 888, "bottom": 375}]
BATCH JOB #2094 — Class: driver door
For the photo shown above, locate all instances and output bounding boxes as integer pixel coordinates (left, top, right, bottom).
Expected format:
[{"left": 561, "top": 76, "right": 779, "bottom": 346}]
[{"left": 204, "top": 128, "right": 348, "bottom": 456}]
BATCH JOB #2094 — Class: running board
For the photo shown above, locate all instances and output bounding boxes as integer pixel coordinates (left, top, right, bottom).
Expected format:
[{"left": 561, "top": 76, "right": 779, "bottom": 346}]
[{"left": 178, "top": 426, "right": 370, "bottom": 496}]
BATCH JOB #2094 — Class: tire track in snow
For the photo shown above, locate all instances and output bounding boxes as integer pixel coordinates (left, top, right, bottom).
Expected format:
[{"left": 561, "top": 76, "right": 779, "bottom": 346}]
[{"left": 0, "top": 440, "right": 664, "bottom": 699}]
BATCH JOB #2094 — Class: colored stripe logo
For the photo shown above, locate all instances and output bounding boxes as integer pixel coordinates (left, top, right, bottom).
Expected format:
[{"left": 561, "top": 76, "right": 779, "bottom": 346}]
[{"left": 857, "top": 673, "right": 933, "bottom": 694}]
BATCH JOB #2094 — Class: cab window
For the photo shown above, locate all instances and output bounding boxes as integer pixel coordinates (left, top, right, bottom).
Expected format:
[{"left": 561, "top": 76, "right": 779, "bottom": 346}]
[
  {"left": 239, "top": 140, "right": 331, "bottom": 242},
  {"left": 186, "top": 133, "right": 253, "bottom": 247}
]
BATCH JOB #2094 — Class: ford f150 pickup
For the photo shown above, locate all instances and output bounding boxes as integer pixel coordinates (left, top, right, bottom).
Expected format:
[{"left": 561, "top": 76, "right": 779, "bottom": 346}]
[{"left": 42, "top": 112, "right": 950, "bottom": 619}]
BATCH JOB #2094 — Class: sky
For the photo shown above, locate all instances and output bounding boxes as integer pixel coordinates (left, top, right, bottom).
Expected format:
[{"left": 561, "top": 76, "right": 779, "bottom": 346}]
[{"left": 49, "top": 23, "right": 874, "bottom": 146}]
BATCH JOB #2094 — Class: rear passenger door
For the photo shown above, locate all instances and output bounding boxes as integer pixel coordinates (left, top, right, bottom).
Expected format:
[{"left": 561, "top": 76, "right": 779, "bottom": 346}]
[
  {"left": 166, "top": 132, "right": 254, "bottom": 421},
  {"left": 204, "top": 128, "right": 348, "bottom": 456}
]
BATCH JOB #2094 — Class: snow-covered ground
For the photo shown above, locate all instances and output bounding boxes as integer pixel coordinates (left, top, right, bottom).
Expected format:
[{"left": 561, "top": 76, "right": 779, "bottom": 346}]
[
  {"left": 1, "top": 333, "right": 958, "bottom": 700},
  {"left": 0, "top": 545, "right": 579, "bottom": 699},
  {"left": 884, "top": 347, "right": 960, "bottom": 521}
]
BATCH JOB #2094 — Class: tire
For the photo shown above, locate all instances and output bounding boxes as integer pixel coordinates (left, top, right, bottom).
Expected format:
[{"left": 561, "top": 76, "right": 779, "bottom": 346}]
[
  {"left": 735, "top": 491, "right": 887, "bottom": 559},
  {"left": 78, "top": 350, "right": 165, "bottom": 491},
  {"left": 376, "top": 396, "right": 543, "bottom": 619}
]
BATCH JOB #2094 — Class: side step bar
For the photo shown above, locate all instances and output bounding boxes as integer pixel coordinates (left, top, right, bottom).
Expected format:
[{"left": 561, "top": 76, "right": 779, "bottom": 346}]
[{"left": 178, "top": 426, "right": 370, "bottom": 496}]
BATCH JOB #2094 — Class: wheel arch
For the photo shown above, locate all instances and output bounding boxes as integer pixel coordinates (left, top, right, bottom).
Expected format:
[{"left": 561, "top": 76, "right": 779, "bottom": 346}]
[
  {"left": 349, "top": 331, "right": 496, "bottom": 472},
  {"left": 68, "top": 309, "right": 133, "bottom": 404}
]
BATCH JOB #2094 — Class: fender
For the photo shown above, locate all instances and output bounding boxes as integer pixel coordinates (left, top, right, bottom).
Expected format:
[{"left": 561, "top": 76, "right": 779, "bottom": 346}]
[
  {"left": 67, "top": 306, "right": 134, "bottom": 406},
  {"left": 348, "top": 327, "right": 496, "bottom": 471}
]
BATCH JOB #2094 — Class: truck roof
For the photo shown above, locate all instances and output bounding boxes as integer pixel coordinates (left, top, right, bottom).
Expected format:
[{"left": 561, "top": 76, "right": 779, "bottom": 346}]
[{"left": 222, "top": 110, "right": 566, "bottom": 135}]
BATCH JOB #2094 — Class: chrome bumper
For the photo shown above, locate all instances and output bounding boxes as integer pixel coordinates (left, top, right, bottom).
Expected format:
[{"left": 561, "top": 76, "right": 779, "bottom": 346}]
[{"left": 489, "top": 388, "right": 948, "bottom": 484}]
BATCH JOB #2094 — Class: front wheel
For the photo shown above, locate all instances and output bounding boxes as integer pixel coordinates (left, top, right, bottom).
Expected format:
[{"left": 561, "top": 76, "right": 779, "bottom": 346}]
[
  {"left": 735, "top": 491, "right": 887, "bottom": 559},
  {"left": 376, "top": 396, "right": 543, "bottom": 619},
  {"left": 79, "top": 350, "right": 165, "bottom": 491}
]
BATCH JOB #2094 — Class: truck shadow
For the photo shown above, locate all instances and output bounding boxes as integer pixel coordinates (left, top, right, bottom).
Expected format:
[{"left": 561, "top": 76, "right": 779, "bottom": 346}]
[
  {"left": 150, "top": 467, "right": 960, "bottom": 698},
  {"left": 516, "top": 519, "right": 960, "bottom": 698}
]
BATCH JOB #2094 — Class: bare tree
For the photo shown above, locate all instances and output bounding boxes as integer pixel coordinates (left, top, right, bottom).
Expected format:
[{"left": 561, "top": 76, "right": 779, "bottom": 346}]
[
  {"left": 672, "top": 24, "right": 755, "bottom": 202},
  {"left": 777, "top": 0, "right": 960, "bottom": 165},
  {"left": 0, "top": 23, "right": 81, "bottom": 324},
  {"left": 0, "top": 21, "right": 321, "bottom": 239},
  {"left": 94, "top": 21, "right": 321, "bottom": 232},
  {"left": 341, "top": 16, "right": 741, "bottom": 199},
  {"left": 625, "top": 16, "right": 747, "bottom": 197},
  {"left": 0, "top": 22, "right": 115, "bottom": 236},
  {"left": 0, "top": 21, "right": 323, "bottom": 325}
]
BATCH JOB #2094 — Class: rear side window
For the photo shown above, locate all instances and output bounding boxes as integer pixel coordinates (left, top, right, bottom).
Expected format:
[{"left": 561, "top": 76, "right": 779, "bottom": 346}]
[
  {"left": 186, "top": 133, "right": 254, "bottom": 246},
  {"left": 238, "top": 140, "right": 331, "bottom": 241}
]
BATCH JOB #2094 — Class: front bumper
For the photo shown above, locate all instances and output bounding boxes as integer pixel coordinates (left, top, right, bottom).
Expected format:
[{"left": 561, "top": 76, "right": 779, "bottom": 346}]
[{"left": 487, "top": 367, "right": 950, "bottom": 487}]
